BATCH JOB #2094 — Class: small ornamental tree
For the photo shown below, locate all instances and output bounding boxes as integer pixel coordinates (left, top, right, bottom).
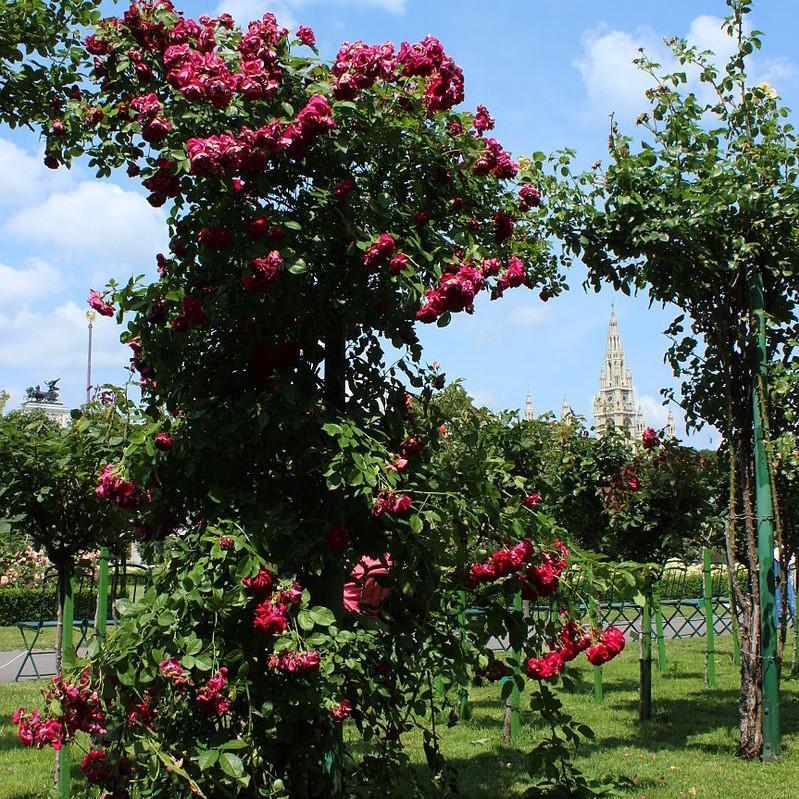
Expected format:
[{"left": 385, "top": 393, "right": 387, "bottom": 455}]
[
  {"left": 4, "top": 3, "right": 632, "bottom": 797},
  {"left": 601, "top": 429, "right": 724, "bottom": 564},
  {"left": 0, "top": 395, "right": 134, "bottom": 785},
  {"left": 534, "top": 0, "right": 799, "bottom": 757}
]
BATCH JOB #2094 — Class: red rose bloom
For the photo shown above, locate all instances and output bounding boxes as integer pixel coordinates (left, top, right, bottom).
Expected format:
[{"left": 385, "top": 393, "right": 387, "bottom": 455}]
[
  {"left": 88, "top": 289, "right": 115, "bottom": 317},
  {"left": 326, "top": 524, "right": 350, "bottom": 552},
  {"left": 522, "top": 491, "right": 540, "bottom": 509},
  {"left": 154, "top": 432, "right": 173, "bottom": 451},
  {"left": 526, "top": 650, "right": 564, "bottom": 681},
  {"left": 242, "top": 567, "right": 275, "bottom": 597},
  {"left": 334, "top": 178, "right": 354, "bottom": 199},
  {"left": 642, "top": 427, "right": 660, "bottom": 449},
  {"left": 253, "top": 601, "right": 287, "bottom": 636},
  {"left": 296, "top": 25, "right": 316, "bottom": 47}
]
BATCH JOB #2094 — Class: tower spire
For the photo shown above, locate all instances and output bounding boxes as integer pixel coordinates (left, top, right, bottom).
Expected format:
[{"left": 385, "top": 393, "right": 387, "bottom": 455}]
[{"left": 593, "top": 308, "right": 644, "bottom": 437}]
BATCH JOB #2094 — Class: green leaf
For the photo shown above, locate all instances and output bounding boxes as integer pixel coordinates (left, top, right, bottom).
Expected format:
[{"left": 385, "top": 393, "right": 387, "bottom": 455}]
[
  {"left": 297, "top": 609, "right": 315, "bottom": 631},
  {"left": 197, "top": 749, "right": 219, "bottom": 771},
  {"left": 219, "top": 752, "right": 244, "bottom": 779},
  {"left": 308, "top": 607, "right": 335, "bottom": 626}
]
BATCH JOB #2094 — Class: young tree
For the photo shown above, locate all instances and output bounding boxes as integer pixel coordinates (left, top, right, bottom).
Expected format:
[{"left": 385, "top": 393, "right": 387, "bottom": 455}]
[
  {"left": 0, "top": 393, "right": 134, "bottom": 784},
  {"left": 536, "top": 0, "right": 799, "bottom": 757}
]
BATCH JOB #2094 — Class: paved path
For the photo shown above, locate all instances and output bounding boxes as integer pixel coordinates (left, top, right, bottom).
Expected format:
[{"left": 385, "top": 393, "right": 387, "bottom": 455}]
[{"left": 0, "top": 650, "right": 55, "bottom": 683}]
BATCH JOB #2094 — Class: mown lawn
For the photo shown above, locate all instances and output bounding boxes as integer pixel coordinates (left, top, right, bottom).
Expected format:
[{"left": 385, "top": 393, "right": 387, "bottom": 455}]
[{"left": 1, "top": 638, "right": 798, "bottom": 798}]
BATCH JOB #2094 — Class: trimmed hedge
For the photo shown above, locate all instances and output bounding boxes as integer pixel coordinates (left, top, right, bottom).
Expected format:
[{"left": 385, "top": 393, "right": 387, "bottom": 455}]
[{"left": 0, "top": 588, "right": 108, "bottom": 627}]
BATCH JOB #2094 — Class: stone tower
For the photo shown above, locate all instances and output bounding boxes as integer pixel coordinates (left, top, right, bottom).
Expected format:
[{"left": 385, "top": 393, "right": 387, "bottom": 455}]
[
  {"left": 593, "top": 310, "right": 645, "bottom": 437},
  {"left": 523, "top": 392, "right": 534, "bottom": 421}
]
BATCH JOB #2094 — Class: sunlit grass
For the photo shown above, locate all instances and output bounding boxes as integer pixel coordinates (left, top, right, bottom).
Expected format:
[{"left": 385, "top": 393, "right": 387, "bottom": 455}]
[{"left": 1, "top": 638, "right": 798, "bottom": 798}]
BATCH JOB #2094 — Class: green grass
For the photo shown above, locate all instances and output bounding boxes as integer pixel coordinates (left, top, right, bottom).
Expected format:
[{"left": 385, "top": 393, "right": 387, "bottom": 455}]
[
  {"left": 1, "top": 638, "right": 798, "bottom": 798},
  {"left": 0, "top": 626, "right": 56, "bottom": 652},
  {"left": 0, "top": 625, "right": 101, "bottom": 653},
  {"left": 401, "top": 637, "right": 799, "bottom": 798}
]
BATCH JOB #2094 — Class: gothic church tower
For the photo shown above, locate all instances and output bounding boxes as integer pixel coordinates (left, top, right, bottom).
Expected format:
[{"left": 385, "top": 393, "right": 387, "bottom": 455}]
[{"left": 593, "top": 310, "right": 645, "bottom": 437}]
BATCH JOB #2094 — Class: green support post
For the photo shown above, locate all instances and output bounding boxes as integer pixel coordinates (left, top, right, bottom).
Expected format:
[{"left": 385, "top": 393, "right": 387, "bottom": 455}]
[
  {"left": 510, "top": 592, "right": 522, "bottom": 743},
  {"left": 589, "top": 597, "right": 603, "bottom": 704},
  {"left": 653, "top": 585, "right": 667, "bottom": 671},
  {"left": 61, "top": 575, "right": 75, "bottom": 672},
  {"left": 751, "top": 272, "right": 781, "bottom": 760},
  {"left": 703, "top": 548, "right": 716, "bottom": 688},
  {"left": 59, "top": 574, "right": 75, "bottom": 799},
  {"left": 639, "top": 593, "right": 652, "bottom": 721},
  {"left": 458, "top": 590, "right": 471, "bottom": 720},
  {"left": 96, "top": 547, "right": 109, "bottom": 644}
]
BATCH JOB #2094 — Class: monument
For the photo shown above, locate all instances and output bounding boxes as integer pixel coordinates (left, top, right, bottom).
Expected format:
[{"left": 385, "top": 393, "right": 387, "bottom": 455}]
[{"left": 20, "top": 379, "right": 70, "bottom": 427}]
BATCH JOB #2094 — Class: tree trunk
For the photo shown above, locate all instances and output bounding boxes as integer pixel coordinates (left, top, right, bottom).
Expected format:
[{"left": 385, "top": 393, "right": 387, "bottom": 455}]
[{"left": 737, "top": 461, "right": 763, "bottom": 759}]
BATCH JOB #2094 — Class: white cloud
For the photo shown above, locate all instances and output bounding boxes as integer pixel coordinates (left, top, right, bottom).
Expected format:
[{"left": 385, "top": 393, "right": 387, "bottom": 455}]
[
  {"left": 0, "top": 259, "right": 63, "bottom": 308},
  {"left": 505, "top": 305, "right": 548, "bottom": 329},
  {"left": 4, "top": 182, "right": 166, "bottom": 267},
  {"left": 687, "top": 15, "right": 738, "bottom": 64},
  {"left": 0, "top": 138, "right": 74, "bottom": 208},
  {"left": 573, "top": 24, "right": 669, "bottom": 120},
  {"left": 639, "top": 393, "right": 675, "bottom": 431},
  {"left": 0, "top": 301, "right": 126, "bottom": 372},
  {"left": 575, "top": 15, "right": 797, "bottom": 121}
]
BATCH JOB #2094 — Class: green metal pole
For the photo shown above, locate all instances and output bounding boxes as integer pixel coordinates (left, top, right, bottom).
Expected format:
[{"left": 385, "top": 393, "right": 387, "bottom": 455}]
[
  {"left": 510, "top": 592, "right": 522, "bottom": 743},
  {"left": 589, "top": 596, "right": 603, "bottom": 704},
  {"left": 653, "top": 585, "right": 667, "bottom": 671},
  {"left": 703, "top": 548, "right": 716, "bottom": 688},
  {"left": 639, "top": 593, "right": 652, "bottom": 721},
  {"left": 751, "top": 272, "right": 781, "bottom": 760},
  {"left": 61, "top": 575, "right": 75, "bottom": 672},
  {"left": 95, "top": 547, "right": 109, "bottom": 644},
  {"left": 457, "top": 590, "right": 471, "bottom": 720},
  {"left": 59, "top": 575, "right": 74, "bottom": 799}
]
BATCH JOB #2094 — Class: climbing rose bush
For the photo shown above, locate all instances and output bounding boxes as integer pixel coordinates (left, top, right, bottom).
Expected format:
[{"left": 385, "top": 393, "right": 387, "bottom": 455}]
[{"left": 28, "top": 2, "right": 591, "bottom": 796}]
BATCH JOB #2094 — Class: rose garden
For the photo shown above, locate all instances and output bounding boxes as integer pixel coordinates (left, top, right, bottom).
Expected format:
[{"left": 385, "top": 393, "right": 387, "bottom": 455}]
[{"left": 1, "top": 1, "right": 799, "bottom": 797}]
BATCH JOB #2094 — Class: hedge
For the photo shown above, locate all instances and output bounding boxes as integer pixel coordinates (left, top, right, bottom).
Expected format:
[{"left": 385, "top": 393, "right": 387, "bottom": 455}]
[{"left": 0, "top": 588, "right": 110, "bottom": 627}]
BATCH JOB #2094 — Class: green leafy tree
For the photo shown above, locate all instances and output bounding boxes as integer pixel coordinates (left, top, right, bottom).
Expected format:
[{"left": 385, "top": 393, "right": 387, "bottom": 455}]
[{"left": 535, "top": 0, "right": 799, "bottom": 756}]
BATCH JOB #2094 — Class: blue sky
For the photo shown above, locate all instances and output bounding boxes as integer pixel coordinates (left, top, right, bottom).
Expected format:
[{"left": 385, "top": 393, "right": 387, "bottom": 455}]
[{"left": 2, "top": 0, "right": 798, "bottom": 448}]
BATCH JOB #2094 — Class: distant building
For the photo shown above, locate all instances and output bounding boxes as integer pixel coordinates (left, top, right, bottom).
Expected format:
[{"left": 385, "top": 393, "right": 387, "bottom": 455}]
[
  {"left": 523, "top": 392, "right": 534, "bottom": 421},
  {"left": 522, "top": 309, "right": 677, "bottom": 439},
  {"left": 593, "top": 310, "right": 675, "bottom": 438},
  {"left": 19, "top": 380, "right": 70, "bottom": 427}
]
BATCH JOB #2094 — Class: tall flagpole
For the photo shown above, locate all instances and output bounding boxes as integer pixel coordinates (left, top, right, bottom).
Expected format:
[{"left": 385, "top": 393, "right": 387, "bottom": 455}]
[{"left": 86, "top": 310, "right": 96, "bottom": 404}]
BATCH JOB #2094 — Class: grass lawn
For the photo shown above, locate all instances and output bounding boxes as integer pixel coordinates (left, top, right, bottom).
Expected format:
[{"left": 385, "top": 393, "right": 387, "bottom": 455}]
[
  {"left": 0, "top": 625, "right": 101, "bottom": 654},
  {"left": 1, "top": 637, "right": 797, "bottom": 798},
  {"left": 0, "top": 626, "right": 56, "bottom": 652}
]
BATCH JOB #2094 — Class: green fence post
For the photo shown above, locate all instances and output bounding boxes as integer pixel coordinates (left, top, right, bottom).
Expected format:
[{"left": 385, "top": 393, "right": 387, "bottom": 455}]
[
  {"left": 589, "top": 596, "right": 603, "bottom": 704},
  {"left": 703, "top": 547, "right": 716, "bottom": 688},
  {"left": 95, "top": 547, "right": 109, "bottom": 644},
  {"left": 653, "top": 584, "right": 666, "bottom": 670},
  {"left": 510, "top": 592, "right": 522, "bottom": 743},
  {"left": 639, "top": 592, "right": 652, "bottom": 721}
]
